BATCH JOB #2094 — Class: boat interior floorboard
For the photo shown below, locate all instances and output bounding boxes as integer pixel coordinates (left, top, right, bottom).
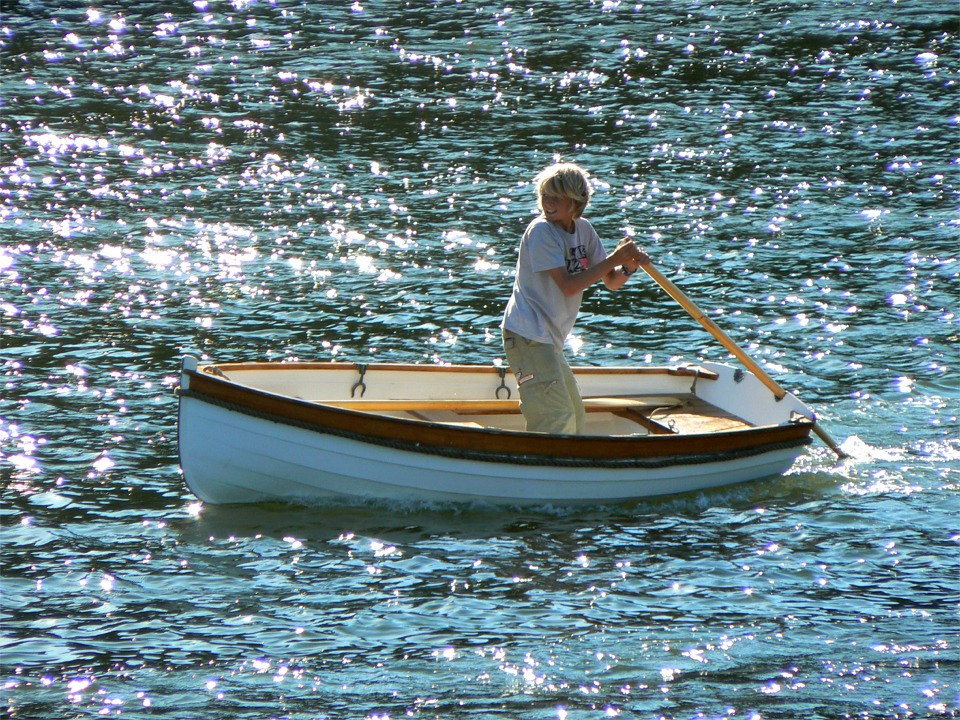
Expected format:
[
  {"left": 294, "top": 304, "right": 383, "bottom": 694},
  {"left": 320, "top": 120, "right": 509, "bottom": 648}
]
[{"left": 617, "top": 395, "right": 754, "bottom": 434}]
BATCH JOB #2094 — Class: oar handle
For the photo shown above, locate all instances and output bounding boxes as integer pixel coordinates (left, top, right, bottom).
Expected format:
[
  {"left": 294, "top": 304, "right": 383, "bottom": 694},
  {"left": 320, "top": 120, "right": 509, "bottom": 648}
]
[{"left": 639, "top": 262, "right": 848, "bottom": 459}]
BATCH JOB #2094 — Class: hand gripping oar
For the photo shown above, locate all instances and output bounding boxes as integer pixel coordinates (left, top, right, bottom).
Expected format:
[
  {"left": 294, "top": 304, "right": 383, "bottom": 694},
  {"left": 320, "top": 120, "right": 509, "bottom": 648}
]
[{"left": 639, "top": 262, "right": 848, "bottom": 459}]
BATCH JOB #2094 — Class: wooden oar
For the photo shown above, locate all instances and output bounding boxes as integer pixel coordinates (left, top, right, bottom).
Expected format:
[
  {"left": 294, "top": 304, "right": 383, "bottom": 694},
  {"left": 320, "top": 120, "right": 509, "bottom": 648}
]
[{"left": 639, "top": 262, "right": 848, "bottom": 459}]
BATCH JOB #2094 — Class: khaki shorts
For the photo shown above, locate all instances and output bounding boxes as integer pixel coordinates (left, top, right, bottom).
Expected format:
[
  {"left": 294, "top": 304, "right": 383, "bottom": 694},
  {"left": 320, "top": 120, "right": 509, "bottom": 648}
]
[{"left": 502, "top": 329, "right": 585, "bottom": 435}]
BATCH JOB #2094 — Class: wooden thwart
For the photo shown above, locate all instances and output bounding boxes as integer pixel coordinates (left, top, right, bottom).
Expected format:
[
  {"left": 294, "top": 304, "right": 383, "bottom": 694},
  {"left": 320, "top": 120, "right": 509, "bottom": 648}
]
[
  {"left": 322, "top": 396, "right": 683, "bottom": 414},
  {"left": 323, "top": 394, "right": 757, "bottom": 436}
]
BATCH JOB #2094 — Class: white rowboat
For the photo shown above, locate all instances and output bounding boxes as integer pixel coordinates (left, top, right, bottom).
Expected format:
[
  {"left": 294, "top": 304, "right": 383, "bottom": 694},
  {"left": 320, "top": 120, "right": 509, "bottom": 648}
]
[{"left": 176, "top": 357, "right": 816, "bottom": 506}]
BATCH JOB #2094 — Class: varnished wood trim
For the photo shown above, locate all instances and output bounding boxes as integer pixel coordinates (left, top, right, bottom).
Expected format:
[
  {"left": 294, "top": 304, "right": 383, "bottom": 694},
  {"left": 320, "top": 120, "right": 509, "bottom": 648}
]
[
  {"left": 322, "top": 396, "right": 682, "bottom": 413},
  {"left": 200, "top": 361, "right": 719, "bottom": 381}
]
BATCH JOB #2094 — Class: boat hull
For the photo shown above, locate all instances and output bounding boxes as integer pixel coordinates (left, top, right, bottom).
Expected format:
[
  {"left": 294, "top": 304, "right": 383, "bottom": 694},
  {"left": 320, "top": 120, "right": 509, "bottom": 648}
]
[{"left": 177, "top": 359, "right": 814, "bottom": 506}]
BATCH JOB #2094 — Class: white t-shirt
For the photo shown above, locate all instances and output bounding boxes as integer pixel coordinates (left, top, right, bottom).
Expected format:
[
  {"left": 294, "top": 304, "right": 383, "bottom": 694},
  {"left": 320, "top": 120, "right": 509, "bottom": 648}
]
[{"left": 502, "top": 216, "right": 607, "bottom": 349}]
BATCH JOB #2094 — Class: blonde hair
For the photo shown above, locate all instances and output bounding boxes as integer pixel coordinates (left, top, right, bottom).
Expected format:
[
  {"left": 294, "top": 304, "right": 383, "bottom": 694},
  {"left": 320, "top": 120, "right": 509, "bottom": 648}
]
[{"left": 534, "top": 162, "right": 592, "bottom": 219}]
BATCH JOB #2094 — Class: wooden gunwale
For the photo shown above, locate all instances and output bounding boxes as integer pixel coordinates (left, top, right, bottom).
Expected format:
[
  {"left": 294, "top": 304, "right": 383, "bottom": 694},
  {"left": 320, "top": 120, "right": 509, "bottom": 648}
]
[
  {"left": 183, "top": 368, "right": 813, "bottom": 461},
  {"left": 202, "top": 361, "right": 720, "bottom": 380}
]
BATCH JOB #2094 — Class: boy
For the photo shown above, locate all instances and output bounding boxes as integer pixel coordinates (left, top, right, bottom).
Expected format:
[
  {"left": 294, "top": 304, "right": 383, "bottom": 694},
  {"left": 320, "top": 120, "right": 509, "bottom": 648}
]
[{"left": 501, "top": 162, "right": 650, "bottom": 434}]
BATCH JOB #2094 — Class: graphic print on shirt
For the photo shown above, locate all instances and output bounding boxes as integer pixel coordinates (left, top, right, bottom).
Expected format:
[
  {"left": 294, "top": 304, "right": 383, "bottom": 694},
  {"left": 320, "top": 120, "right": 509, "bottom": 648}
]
[{"left": 565, "top": 244, "right": 589, "bottom": 274}]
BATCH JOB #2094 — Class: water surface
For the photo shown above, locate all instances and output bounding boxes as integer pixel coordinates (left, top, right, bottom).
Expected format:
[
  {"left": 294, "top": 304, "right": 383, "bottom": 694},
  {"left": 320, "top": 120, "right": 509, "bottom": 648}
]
[{"left": 1, "top": 1, "right": 957, "bottom": 717}]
